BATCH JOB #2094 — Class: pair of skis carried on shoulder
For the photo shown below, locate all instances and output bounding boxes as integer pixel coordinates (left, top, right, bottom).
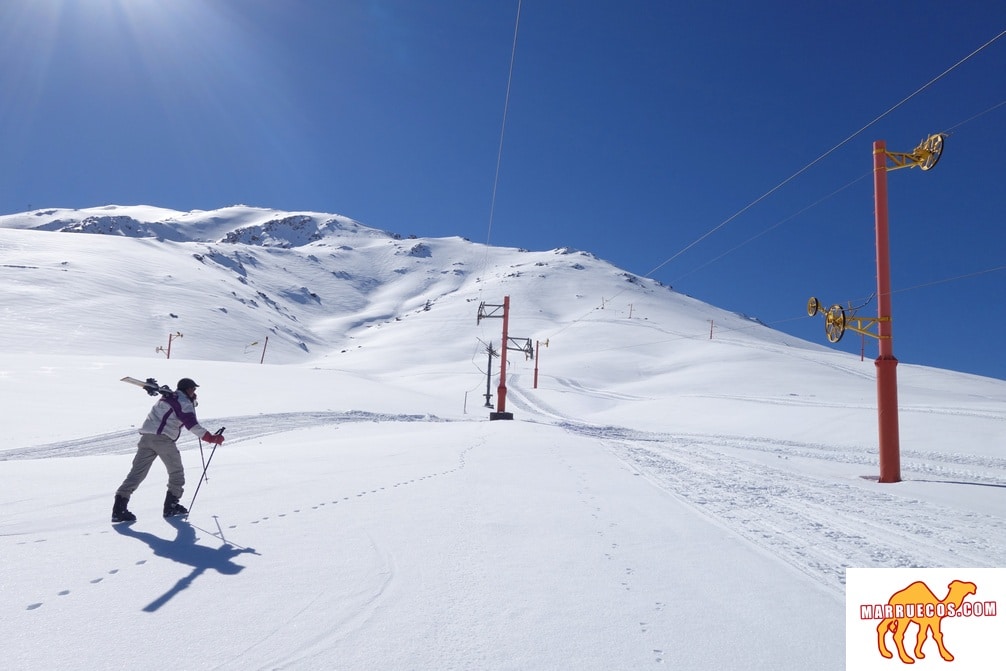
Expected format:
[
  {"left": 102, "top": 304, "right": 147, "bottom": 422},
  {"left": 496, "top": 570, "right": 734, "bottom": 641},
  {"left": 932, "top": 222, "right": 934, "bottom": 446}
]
[{"left": 121, "top": 376, "right": 174, "bottom": 397}]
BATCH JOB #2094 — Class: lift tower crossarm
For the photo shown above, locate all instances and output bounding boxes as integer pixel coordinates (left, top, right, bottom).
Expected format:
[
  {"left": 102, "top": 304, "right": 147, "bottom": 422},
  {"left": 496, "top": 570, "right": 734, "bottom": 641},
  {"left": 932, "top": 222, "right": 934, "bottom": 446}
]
[{"left": 882, "top": 133, "right": 946, "bottom": 172}]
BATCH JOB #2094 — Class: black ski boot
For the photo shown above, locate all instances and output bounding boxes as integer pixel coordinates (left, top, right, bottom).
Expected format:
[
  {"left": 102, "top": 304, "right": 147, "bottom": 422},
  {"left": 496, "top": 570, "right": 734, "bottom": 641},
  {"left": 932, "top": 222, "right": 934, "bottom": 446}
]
[
  {"left": 112, "top": 495, "right": 136, "bottom": 523},
  {"left": 163, "top": 491, "right": 188, "bottom": 518}
]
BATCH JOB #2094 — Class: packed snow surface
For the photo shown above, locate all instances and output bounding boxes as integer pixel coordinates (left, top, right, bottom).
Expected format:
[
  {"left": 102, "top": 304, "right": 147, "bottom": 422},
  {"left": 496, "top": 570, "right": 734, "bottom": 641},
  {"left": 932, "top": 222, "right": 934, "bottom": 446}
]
[{"left": 2, "top": 206, "right": 1004, "bottom": 669}]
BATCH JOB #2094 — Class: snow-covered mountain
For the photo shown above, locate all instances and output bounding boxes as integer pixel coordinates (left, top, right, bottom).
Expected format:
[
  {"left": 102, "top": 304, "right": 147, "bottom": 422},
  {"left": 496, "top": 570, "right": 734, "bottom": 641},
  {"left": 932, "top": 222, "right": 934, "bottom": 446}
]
[
  {"left": 0, "top": 204, "right": 809, "bottom": 365},
  {"left": 2, "top": 205, "right": 1004, "bottom": 670}
]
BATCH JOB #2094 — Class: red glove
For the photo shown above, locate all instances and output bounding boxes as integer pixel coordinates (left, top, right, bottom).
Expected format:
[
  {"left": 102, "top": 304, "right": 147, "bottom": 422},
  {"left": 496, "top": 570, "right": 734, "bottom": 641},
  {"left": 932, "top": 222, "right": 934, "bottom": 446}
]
[{"left": 202, "top": 431, "right": 225, "bottom": 445}]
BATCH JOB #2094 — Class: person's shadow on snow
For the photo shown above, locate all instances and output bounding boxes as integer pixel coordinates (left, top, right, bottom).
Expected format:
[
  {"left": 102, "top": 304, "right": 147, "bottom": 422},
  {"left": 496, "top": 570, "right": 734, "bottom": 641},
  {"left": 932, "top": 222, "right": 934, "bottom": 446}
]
[{"left": 114, "top": 516, "right": 259, "bottom": 612}]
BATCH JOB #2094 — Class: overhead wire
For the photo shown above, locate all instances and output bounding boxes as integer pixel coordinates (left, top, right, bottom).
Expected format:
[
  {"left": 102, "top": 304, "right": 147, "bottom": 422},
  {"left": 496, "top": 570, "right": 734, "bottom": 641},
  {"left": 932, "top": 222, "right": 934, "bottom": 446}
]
[
  {"left": 478, "top": 0, "right": 522, "bottom": 289},
  {"left": 458, "top": 15, "right": 1006, "bottom": 364},
  {"left": 575, "top": 261, "right": 1006, "bottom": 359},
  {"left": 671, "top": 171, "right": 872, "bottom": 284},
  {"left": 539, "top": 26, "right": 1006, "bottom": 345},
  {"left": 645, "top": 26, "right": 1006, "bottom": 281},
  {"left": 944, "top": 98, "right": 1006, "bottom": 134},
  {"left": 893, "top": 264, "right": 1006, "bottom": 296},
  {"left": 472, "top": 0, "right": 523, "bottom": 386},
  {"left": 666, "top": 94, "right": 1006, "bottom": 290},
  {"left": 541, "top": 143, "right": 1004, "bottom": 356}
]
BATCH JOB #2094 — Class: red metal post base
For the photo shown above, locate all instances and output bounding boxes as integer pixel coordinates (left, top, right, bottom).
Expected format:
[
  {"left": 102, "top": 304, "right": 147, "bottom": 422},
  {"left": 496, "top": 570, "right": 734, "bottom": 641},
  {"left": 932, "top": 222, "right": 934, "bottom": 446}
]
[{"left": 876, "top": 355, "right": 901, "bottom": 483}]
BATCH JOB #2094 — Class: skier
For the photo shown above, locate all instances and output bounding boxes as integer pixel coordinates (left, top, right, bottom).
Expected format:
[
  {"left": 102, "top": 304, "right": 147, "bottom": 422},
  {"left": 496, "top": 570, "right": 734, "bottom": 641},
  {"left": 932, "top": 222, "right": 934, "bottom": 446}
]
[{"left": 111, "top": 378, "right": 224, "bottom": 522}]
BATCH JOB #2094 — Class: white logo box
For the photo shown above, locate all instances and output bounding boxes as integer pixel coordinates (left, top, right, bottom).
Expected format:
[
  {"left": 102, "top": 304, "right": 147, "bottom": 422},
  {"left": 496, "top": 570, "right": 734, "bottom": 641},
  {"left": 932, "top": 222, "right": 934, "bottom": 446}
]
[{"left": 846, "top": 567, "right": 1003, "bottom": 670}]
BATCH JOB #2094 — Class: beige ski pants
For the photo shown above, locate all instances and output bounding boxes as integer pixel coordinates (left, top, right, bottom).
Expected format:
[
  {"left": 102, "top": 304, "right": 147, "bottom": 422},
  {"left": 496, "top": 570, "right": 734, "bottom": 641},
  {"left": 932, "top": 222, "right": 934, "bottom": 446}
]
[{"left": 116, "top": 433, "right": 185, "bottom": 499}]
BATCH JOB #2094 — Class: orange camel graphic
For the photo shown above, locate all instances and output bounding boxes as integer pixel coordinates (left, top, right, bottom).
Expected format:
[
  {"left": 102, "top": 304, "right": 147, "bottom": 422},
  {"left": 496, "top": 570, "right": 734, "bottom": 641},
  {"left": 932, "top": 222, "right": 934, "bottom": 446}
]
[{"left": 877, "top": 579, "right": 977, "bottom": 664}]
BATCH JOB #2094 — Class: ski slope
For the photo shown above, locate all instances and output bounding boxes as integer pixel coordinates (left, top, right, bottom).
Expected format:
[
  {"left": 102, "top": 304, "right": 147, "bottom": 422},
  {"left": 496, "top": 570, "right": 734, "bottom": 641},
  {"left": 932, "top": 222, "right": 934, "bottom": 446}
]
[{"left": 2, "top": 206, "right": 1004, "bottom": 669}]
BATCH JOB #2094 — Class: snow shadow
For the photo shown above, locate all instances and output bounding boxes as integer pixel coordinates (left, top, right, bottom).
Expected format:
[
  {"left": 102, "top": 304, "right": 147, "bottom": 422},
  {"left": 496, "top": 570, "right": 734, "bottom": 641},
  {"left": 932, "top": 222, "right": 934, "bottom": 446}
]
[{"left": 114, "top": 517, "right": 259, "bottom": 612}]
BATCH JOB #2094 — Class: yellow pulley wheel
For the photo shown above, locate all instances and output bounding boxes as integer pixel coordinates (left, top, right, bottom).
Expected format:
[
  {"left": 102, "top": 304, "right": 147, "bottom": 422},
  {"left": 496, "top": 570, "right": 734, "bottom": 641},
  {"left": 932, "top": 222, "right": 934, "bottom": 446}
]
[
  {"left": 918, "top": 133, "right": 946, "bottom": 171},
  {"left": 825, "top": 304, "right": 846, "bottom": 343},
  {"left": 806, "top": 297, "right": 821, "bottom": 317}
]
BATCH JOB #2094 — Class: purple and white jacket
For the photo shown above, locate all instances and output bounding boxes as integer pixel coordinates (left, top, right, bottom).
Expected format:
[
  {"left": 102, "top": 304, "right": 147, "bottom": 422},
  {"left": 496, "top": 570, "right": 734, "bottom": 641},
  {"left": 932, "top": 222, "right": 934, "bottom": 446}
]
[{"left": 139, "top": 392, "right": 209, "bottom": 441}]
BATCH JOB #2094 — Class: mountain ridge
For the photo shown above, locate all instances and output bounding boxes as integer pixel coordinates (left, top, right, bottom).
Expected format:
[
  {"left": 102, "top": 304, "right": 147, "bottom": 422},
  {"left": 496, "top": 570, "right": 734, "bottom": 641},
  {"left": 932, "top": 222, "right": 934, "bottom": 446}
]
[
  {"left": 2, "top": 204, "right": 695, "bottom": 365},
  {"left": 10, "top": 202, "right": 993, "bottom": 399}
]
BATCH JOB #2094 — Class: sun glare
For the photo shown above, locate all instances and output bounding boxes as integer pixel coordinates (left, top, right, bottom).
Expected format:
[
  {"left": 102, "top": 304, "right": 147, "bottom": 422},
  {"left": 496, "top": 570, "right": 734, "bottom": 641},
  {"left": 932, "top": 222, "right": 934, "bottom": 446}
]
[{"left": 1, "top": 0, "right": 316, "bottom": 208}]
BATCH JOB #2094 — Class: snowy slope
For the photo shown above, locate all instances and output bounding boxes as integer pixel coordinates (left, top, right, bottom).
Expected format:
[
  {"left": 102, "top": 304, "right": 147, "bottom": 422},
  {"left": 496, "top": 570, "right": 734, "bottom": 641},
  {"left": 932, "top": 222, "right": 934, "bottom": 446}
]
[
  {"left": 0, "top": 205, "right": 819, "bottom": 364},
  {"left": 2, "top": 206, "right": 1004, "bottom": 670}
]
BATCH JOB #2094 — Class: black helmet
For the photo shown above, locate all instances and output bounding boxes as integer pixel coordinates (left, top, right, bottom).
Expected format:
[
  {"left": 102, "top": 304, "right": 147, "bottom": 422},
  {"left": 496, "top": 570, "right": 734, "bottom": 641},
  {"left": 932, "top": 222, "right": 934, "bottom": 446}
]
[{"left": 177, "top": 378, "right": 199, "bottom": 392}]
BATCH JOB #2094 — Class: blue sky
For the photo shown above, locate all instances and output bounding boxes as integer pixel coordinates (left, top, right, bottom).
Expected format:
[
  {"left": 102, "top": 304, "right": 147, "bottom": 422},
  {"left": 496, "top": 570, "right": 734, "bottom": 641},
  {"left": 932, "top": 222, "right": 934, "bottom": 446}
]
[{"left": 1, "top": 1, "right": 1004, "bottom": 380}]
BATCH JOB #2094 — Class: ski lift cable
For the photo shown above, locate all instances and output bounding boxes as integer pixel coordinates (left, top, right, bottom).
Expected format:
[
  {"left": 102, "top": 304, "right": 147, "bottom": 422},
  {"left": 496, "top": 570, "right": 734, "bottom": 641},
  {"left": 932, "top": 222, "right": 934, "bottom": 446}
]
[
  {"left": 837, "top": 260, "right": 1006, "bottom": 309},
  {"left": 472, "top": 0, "right": 522, "bottom": 384},
  {"left": 671, "top": 95, "right": 1006, "bottom": 287},
  {"left": 943, "top": 98, "right": 1006, "bottom": 134},
  {"left": 538, "top": 27, "right": 1006, "bottom": 344},
  {"left": 643, "top": 26, "right": 1006, "bottom": 281},
  {"left": 477, "top": 0, "right": 522, "bottom": 293},
  {"left": 892, "top": 264, "right": 1006, "bottom": 295},
  {"left": 578, "top": 263, "right": 1006, "bottom": 357},
  {"left": 670, "top": 171, "right": 872, "bottom": 285}
]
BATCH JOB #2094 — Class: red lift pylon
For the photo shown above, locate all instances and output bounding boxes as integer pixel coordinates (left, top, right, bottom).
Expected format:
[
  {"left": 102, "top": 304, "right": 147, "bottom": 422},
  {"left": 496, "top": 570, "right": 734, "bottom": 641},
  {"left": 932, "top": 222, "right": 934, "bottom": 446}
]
[
  {"left": 156, "top": 331, "right": 183, "bottom": 359},
  {"left": 477, "top": 295, "right": 533, "bottom": 420},
  {"left": 807, "top": 133, "right": 946, "bottom": 484}
]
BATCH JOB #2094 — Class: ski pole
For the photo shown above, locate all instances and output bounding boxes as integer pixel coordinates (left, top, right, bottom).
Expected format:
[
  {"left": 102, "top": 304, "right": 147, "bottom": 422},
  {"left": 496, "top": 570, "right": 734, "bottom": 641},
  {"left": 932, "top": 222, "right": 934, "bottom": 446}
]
[
  {"left": 197, "top": 437, "right": 208, "bottom": 482},
  {"left": 196, "top": 427, "right": 224, "bottom": 484},
  {"left": 187, "top": 427, "right": 225, "bottom": 515}
]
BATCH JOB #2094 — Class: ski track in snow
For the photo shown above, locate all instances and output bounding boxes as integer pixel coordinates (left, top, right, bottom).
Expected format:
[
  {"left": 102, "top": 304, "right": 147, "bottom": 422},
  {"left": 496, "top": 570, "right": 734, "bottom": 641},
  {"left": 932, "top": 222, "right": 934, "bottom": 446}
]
[
  {"left": 10, "top": 381, "right": 1005, "bottom": 609},
  {"left": 504, "top": 378, "right": 1006, "bottom": 597},
  {"left": 681, "top": 392, "right": 1006, "bottom": 423},
  {"left": 1, "top": 411, "right": 449, "bottom": 460}
]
